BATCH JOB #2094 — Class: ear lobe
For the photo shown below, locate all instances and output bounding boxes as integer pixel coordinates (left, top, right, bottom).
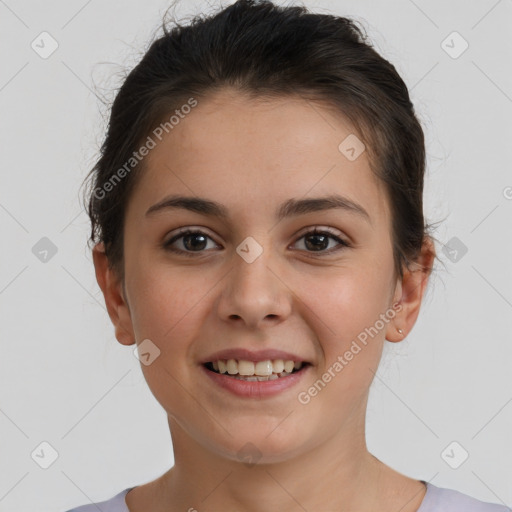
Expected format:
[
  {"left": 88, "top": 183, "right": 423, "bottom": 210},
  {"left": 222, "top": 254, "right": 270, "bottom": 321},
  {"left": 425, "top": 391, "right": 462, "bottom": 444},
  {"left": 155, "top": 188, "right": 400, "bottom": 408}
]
[
  {"left": 385, "top": 237, "right": 436, "bottom": 343},
  {"left": 92, "top": 242, "right": 135, "bottom": 346}
]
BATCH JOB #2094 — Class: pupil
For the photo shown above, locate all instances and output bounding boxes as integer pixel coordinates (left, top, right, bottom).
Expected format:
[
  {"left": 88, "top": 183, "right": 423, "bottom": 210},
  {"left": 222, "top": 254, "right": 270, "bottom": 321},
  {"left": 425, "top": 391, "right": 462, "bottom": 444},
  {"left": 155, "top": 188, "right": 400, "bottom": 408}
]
[
  {"left": 184, "top": 233, "right": 207, "bottom": 251},
  {"left": 305, "top": 234, "right": 328, "bottom": 251}
]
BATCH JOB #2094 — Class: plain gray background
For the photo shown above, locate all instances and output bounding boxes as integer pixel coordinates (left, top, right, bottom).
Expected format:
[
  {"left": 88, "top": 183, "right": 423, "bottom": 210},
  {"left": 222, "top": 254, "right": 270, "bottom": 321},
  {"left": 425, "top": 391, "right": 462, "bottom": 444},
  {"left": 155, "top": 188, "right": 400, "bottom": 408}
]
[{"left": 1, "top": 0, "right": 511, "bottom": 510}]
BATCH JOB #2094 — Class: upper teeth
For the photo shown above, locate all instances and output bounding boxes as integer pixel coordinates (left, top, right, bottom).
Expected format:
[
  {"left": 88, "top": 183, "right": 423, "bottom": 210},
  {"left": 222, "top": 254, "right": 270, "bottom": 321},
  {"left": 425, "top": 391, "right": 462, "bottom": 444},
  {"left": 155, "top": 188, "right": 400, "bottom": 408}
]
[{"left": 212, "top": 359, "right": 303, "bottom": 376}]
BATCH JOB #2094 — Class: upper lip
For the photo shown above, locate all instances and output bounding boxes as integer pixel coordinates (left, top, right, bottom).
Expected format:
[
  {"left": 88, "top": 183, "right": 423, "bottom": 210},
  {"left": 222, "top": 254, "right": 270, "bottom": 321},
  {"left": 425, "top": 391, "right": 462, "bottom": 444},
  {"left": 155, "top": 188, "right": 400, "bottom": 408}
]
[{"left": 200, "top": 348, "right": 309, "bottom": 364}]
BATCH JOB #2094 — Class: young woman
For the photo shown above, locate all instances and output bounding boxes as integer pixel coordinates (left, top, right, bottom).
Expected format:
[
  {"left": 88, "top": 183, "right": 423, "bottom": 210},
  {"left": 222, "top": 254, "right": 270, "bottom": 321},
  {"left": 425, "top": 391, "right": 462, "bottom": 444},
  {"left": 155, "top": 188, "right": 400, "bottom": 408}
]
[{"left": 65, "top": 1, "right": 510, "bottom": 511}]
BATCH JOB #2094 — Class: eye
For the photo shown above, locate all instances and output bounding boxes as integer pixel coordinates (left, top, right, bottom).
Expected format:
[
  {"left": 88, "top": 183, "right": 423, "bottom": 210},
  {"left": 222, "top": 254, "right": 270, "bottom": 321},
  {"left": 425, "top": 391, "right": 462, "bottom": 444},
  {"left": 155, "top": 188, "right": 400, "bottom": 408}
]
[
  {"left": 292, "top": 227, "right": 350, "bottom": 254},
  {"left": 163, "top": 229, "right": 220, "bottom": 256},
  {"left": 162, "top": 226, "right": 351, "bottom": 257}
]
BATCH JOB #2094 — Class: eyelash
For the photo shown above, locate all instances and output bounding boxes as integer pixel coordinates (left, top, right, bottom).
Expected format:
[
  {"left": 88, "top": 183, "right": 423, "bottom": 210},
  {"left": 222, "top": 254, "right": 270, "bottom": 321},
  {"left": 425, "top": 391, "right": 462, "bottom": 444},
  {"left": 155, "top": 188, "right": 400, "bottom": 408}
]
[{"left": 162, "top": 227, "right": 351, "bottom": 257}]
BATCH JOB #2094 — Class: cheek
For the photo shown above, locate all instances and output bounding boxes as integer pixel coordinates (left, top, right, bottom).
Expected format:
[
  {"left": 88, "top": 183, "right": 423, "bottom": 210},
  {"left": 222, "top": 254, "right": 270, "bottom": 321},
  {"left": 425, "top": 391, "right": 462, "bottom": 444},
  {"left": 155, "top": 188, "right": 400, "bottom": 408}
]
[
  {"left": 299, "top": 264, "right": 391, "bottom": 394},
  {"left": 128, "top": 263, "right": 206, "bottom": 343},
  {"left": 127, "top": 268, "right": 206, "bottom": 411},
  {"left": 303, "top": 263, "right": 391, "bottom": 338}
]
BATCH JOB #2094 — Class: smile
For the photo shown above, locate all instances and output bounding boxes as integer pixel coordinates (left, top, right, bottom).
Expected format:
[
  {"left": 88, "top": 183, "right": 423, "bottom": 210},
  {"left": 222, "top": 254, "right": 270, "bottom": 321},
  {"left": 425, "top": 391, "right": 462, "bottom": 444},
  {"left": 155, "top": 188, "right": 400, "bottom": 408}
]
[
  {"left": 202, "top": 359, "right": 311, "bottom": 398},
  {"left": 204, "top": 359, "right": 308, "bottom": 381}
]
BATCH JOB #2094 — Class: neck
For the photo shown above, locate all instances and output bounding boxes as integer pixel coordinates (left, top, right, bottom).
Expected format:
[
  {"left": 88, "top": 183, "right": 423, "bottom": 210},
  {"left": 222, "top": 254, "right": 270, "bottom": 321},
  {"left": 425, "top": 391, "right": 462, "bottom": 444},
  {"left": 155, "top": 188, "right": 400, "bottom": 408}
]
[{"left": 156, "top": 416, "right": 387, "bottom": 512}]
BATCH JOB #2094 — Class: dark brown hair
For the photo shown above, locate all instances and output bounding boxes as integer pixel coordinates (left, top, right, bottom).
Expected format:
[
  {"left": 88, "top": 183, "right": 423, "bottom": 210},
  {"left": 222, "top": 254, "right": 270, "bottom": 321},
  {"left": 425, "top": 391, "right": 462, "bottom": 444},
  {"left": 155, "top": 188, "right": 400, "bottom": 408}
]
[{"left": 81, "top": 0, "right": 441, "bottom": 285}]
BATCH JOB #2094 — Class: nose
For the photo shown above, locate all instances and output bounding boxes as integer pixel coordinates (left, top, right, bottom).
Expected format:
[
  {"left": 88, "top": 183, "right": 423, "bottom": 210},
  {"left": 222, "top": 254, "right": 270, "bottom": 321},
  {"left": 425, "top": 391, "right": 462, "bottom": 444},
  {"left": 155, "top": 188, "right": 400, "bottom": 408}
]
[{"left": 216, "top": 245, "right": 292, "bottom": 330}]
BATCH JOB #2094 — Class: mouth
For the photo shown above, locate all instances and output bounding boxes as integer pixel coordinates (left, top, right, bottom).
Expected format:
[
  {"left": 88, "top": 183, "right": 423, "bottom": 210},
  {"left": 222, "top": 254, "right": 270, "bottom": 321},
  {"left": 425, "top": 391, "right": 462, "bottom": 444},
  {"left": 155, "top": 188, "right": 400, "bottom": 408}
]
[{"left": 203, "top": 359, "right": 310, "bottom": 381}]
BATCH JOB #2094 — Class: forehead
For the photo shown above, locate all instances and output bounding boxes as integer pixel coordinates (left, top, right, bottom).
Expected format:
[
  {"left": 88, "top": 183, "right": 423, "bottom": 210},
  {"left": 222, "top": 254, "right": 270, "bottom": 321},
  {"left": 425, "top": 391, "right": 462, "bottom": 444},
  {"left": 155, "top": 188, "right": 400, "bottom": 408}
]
[{"left": 129, "top": 88, "right": 389, "bottom": 226}]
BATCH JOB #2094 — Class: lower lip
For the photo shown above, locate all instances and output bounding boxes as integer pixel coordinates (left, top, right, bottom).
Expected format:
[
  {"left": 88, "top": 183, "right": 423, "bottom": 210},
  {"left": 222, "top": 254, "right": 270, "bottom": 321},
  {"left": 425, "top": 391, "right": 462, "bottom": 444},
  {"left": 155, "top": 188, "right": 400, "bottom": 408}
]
[{"left": 201, "top": 364, "right": 310, "bottom": 398}]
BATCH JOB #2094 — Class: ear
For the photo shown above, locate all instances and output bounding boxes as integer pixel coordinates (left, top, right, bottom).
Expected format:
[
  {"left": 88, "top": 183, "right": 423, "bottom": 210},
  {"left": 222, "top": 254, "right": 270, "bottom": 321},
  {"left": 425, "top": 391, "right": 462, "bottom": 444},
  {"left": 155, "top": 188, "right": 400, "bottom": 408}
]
[
  {"left": 385, "top": 236, "right": 436, "bottom": 343},
  {"left": 92, "top": 242, "right": 135, "bottom": 346}
]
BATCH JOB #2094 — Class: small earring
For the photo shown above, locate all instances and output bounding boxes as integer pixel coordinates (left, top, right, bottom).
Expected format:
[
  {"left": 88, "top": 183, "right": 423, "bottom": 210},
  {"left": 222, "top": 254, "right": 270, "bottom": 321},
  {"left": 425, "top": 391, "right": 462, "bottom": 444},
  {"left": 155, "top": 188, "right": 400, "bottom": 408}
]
[{"left": 397, "top": 328, "right": 404, "bottom": 335}]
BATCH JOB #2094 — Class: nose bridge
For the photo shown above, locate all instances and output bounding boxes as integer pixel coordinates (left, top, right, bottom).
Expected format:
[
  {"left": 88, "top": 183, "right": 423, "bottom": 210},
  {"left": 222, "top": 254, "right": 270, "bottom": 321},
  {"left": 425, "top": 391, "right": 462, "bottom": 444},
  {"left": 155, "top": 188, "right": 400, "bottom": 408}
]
[
  {"left": 217, "top": 236, "right": 290, "bottom": 327},
  {"left": 234, "top": 241, "right": 275, "bottom": 291}
]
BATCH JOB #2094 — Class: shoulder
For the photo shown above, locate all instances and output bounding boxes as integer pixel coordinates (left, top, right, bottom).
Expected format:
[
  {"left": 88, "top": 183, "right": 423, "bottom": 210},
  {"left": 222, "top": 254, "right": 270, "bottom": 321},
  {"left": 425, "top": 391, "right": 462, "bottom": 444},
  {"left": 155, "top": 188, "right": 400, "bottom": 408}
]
[
  {"left": 420, "top": 482, "right": 511, "bottom": 512},
  {"left": 62, "top": 487, "right": 134, "bottom": 512}
]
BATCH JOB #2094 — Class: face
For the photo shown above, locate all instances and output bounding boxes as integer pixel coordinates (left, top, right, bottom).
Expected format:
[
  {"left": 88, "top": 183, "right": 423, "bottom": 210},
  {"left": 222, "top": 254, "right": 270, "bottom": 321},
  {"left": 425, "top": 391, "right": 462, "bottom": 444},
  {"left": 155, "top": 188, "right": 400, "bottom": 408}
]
[{"left": 95, "top": 88, "right": 426, "bottom": 465}]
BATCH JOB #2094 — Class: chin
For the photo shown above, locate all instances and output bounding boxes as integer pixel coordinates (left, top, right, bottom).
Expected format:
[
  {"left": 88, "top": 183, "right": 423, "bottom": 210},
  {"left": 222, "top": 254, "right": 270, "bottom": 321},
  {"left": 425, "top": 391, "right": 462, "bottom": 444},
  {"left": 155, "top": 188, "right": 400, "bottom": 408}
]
[{"left": 211, "top": 427, "right": 312, "bottom": 466}]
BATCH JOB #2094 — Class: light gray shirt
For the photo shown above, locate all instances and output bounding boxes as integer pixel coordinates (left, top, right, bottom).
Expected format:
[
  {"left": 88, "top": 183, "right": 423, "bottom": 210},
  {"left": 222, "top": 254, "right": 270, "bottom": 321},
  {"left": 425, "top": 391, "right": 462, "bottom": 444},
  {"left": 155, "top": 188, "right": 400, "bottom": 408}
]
[{"left": 64, "top": 481, "right": 511, "bottom": 511}]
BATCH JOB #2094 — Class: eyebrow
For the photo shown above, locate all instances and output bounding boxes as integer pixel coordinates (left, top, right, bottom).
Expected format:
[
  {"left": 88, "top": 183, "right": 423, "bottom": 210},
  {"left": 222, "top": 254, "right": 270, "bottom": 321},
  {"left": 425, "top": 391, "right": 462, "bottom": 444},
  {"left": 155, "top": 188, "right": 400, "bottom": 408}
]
[{"left": 145, "top": 194, "right": 371, "bottom": 224}]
